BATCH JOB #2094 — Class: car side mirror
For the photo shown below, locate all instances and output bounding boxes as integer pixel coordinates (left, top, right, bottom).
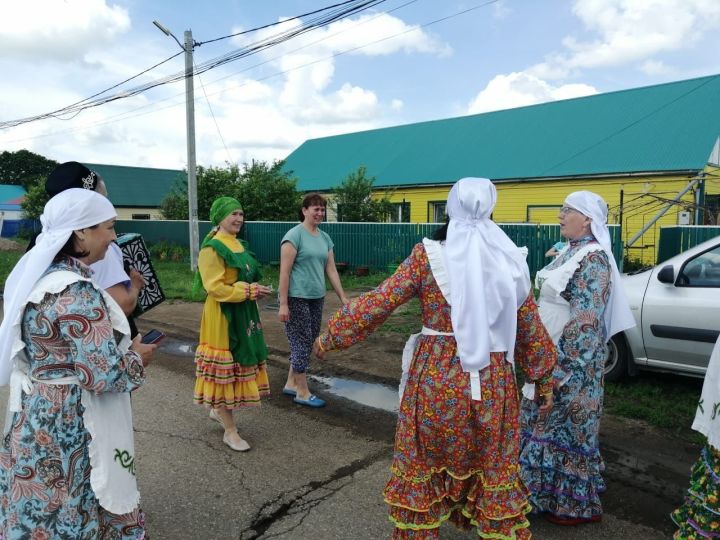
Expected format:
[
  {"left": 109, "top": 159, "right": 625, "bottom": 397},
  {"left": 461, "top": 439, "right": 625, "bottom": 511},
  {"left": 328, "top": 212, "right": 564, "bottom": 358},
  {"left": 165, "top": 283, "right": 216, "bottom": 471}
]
[{"left": 657, "top": 265, "right": 675, "bottom": 284}]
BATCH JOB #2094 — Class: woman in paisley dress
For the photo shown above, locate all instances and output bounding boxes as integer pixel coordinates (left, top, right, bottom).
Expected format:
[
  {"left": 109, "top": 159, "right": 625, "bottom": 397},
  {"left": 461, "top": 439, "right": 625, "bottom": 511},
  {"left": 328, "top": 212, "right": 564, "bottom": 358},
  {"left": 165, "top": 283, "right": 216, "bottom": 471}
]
[
  {"left": 671, "top": 334, "right": 720, "bottom": 538},
  {"left": 519, "top": 191, "right": 634, "bottom": 525},
  {"left": 0, "top": 189, "right": 156, "bottom": 539},
  {"left": 192, "top": 197, "right": 273, "bottom": 452},
  {"left": 314, "top": 178, "right": 557, "bottom": 539}
]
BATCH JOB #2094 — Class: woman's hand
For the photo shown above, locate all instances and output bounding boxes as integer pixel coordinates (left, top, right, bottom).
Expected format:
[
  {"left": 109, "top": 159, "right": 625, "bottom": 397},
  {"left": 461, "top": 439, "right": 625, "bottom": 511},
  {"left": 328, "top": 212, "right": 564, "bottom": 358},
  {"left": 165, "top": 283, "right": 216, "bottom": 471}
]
[
  {"left": 312, "top": 337, "right": 326, "bottom": 360},
  {"left": 340, "top": 294, "right": 350, "bottom": 305},
  {"left": 131, "top": 334, "right": 156, "bottom": 367},
  {"left": 278, "top": 304, "right": 289, "bottom": 323},
  {"left": 253, "top": 284, "right": 273, "bottom": 299},
  {"left": 129, "top": 268, "right": 146, "bottom": 290}
]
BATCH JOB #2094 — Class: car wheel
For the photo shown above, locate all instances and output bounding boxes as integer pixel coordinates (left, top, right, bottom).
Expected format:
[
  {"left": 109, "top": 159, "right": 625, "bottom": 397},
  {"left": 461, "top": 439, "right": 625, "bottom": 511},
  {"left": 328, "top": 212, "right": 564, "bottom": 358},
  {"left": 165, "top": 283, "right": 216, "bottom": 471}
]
[{"left": 604, "top": 334, "right": 628, "bottom": 382}]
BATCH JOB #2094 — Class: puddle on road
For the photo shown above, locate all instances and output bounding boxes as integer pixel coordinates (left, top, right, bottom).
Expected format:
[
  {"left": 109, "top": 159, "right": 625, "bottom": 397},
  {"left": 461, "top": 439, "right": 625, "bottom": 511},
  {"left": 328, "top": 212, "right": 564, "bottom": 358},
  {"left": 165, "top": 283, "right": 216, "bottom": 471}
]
[
  {"left": 157, "top": 338, "right": 196, "bottom": 357},
  {"left": 309, "top": 375, "right": 399, "bottom": 413},
  {"left": 151, "top": 337, "right": 398, "bottom": 413}
]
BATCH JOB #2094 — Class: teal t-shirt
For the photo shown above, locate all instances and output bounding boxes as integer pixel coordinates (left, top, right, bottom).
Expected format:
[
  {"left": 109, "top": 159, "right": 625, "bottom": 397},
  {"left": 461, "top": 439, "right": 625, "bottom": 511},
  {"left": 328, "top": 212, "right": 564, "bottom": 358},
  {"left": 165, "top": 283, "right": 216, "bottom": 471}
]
[{"left": 282, "top": 224, "right": 334, "bottom": 299}]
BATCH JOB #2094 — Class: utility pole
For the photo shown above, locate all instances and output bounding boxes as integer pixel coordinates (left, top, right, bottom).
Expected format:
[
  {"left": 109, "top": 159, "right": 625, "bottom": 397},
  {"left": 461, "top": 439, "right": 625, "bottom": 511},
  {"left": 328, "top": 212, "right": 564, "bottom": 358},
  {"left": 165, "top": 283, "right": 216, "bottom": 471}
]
[
  {"left": 184, "top": 30, "right": 199, "bottom": 271},
  {"left": 154, "top": 21, "right": 199, "bottom": 271}
]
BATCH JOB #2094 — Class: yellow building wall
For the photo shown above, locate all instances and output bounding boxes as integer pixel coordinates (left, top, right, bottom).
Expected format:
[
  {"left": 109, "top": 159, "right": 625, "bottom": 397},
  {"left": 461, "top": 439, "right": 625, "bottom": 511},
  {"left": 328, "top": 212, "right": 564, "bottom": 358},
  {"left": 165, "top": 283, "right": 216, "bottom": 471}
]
[{"left": 375, "top": 173, "right": 705, "bottom": 264}]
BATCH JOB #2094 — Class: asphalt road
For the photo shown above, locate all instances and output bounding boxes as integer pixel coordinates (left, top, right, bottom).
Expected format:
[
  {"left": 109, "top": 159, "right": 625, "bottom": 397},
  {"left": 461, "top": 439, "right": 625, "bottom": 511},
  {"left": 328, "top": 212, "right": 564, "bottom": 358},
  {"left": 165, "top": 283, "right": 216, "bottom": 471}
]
[{"left": 0, "top": 296, "right": 694, "bottom": 539}]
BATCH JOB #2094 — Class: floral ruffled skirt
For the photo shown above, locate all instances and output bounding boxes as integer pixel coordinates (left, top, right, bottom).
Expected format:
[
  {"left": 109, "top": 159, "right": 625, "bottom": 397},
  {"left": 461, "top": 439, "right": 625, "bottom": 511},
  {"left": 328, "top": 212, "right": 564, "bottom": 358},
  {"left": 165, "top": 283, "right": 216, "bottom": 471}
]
[{"left": 672, "top": 444, "right": 720, "bottom": 539}]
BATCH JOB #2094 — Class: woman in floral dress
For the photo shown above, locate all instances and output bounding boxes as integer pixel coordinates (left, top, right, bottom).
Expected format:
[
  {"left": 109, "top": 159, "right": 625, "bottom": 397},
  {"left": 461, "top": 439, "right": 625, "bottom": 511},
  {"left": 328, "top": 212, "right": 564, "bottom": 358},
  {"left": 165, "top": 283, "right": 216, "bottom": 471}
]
[
  {"left": 671, "top": 334, "right": 720, "bottom": 538},
  {"left": 0, "top": 189, "right": 155, "bottom": 539},
  {"left": 314, "top": 178, "right": 557, "bottom": 539},
  {"left": 193, "top": 197, "right": 273, "bottom": 451},
  {"left": 519, "top": 191, "right": 634, "bottom": 525}
]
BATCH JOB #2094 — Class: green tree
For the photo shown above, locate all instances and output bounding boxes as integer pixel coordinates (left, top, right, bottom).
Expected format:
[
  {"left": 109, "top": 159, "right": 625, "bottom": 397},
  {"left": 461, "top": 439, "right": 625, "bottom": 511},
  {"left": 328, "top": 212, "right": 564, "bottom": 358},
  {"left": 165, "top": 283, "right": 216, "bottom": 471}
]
[
  {"left": 331, "top": 166, "right": 393, "bottom": 222},
  {"left": 235, "top": 160, "right": 300, "bottom": 221},
  {"left": 160, "top": 165, "right": 241, "bottom": 220},
  {"left": 20, "top": 182, "right": 50, "bottom": 220},
  {"left": 160, "top": 161, "right": 300, "bottom": 221},
  {"left": 0, "top": 150, "right": 58, "bottom": 189}
]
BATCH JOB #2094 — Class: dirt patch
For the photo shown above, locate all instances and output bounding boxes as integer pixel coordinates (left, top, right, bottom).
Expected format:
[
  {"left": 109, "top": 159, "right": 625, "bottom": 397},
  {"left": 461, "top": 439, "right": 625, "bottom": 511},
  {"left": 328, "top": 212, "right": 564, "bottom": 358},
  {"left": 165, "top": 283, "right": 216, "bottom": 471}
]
[{"left": 0, "top": 238, "right": 24, "bottom": 251}]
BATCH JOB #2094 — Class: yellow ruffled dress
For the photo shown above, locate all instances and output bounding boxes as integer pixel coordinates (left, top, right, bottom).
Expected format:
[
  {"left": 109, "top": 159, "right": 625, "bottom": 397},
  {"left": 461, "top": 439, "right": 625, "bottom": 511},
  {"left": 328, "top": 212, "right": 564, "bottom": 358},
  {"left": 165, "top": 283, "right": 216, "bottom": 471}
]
[{"left": 193, "top": 231, "right": 270, "bottom": 409}]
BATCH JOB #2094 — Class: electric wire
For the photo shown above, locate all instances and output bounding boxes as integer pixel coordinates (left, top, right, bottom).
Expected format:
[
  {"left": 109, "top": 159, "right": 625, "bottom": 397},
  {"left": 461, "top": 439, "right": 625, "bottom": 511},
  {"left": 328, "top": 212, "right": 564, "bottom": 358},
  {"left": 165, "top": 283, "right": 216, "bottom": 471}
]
[{"left": 0, "top": 0, "right": 388, "bottom": 129}]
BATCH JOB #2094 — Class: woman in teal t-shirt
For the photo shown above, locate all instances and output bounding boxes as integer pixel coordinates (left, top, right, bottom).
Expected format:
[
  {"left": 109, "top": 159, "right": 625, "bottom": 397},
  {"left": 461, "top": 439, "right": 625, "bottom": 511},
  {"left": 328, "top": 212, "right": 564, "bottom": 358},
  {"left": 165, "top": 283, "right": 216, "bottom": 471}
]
[{"left": 278, "top": 193, "right": 349, "bottom": 408}]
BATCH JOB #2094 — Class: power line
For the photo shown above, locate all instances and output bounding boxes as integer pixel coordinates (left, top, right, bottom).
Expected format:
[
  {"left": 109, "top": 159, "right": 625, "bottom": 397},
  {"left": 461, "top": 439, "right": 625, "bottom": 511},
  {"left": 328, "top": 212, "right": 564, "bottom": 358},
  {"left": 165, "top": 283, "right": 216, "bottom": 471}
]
[
  {"left": 3, "top": 0, "right": 497, "bottom": 145},
  {"left": 0, "top": 0, "right": 388, "bottom": 129}
]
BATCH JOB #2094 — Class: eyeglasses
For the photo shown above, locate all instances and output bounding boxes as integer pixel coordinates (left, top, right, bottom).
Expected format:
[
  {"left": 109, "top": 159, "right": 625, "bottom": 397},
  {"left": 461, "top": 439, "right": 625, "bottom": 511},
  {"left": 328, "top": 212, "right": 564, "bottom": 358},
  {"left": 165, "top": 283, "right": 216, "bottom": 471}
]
[{"left": 559, "top": 206, "right": 580, "bottom": 215}]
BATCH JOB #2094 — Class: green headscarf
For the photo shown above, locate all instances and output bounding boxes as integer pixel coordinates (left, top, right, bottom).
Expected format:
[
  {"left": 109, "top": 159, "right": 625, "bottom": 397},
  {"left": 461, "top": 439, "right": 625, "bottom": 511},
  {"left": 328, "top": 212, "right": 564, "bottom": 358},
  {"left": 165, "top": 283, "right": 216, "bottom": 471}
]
[
  {"left": 192, "top": 196, "right": 244, "bottom": 297},
  {"left": 210, "top": 196, "right": 242, "bottom": 226}
]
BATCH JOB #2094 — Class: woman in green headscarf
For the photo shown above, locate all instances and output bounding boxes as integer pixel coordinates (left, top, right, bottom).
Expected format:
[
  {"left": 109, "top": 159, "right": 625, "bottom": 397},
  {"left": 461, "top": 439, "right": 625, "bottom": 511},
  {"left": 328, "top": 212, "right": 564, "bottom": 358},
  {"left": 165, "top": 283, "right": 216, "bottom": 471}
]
[{"left": 193, "top": 197, "right": 273, "bottom": 451}]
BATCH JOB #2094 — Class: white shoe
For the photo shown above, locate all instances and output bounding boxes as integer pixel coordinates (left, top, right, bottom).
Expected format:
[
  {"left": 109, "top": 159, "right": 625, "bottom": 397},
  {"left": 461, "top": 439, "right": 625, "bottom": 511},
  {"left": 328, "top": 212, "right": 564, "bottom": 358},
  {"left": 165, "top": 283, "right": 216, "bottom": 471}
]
[
  {"left": 209, "top": 408, "right": 223, "bottom": 426},
  {"left": 223, "top": 433, "right": 250, "bottom": 452}
]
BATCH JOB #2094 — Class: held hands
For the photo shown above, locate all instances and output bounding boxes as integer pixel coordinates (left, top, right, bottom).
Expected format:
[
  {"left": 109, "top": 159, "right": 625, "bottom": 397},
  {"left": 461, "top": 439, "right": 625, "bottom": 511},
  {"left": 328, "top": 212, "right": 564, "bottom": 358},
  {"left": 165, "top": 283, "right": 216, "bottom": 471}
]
[
  {"left": 537, "top": 391, "right": 554, "bottom": 413},
  {"left": 312, "top": 337, "right": 326, "bottom": 360},
  {"left": 131, "top": 334, "right": 156, "bottom": 367}
]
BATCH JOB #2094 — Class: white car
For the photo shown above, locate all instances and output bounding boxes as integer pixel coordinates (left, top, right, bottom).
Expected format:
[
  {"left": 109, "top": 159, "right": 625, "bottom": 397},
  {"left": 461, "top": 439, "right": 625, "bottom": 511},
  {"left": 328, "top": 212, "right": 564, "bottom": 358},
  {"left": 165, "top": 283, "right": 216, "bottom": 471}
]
[{"left": 605, "top": 235, "right": 720, "bottom": 381}]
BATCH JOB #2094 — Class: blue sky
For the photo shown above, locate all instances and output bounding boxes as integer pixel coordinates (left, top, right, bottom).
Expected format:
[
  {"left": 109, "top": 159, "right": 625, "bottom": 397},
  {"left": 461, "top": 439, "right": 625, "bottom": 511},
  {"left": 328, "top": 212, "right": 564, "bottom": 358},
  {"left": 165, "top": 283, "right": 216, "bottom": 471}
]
[{"left": 1, "top": 0, "right": 719, "bottom": 170}]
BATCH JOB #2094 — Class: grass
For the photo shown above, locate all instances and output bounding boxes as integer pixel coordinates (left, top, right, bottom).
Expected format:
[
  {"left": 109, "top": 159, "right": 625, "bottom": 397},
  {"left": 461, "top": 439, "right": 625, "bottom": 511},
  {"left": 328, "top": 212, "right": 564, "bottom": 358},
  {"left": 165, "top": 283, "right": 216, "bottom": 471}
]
[
  {"left": 605, "top": 373, "right": 703, "bottom": 441},
  {"left": 0, "top": 248, "right": 705, "bottom": 438}
]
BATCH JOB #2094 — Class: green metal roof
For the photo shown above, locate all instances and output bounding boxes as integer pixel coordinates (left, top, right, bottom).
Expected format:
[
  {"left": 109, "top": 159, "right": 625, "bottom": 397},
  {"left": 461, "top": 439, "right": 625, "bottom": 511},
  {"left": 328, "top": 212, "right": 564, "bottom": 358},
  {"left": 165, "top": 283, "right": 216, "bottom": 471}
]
[
  {"left": 284, "top": 74, "right": 720, "bottom": 191},
  {"left": 83, "top": 163, "right": 184, "bottom": 207}
]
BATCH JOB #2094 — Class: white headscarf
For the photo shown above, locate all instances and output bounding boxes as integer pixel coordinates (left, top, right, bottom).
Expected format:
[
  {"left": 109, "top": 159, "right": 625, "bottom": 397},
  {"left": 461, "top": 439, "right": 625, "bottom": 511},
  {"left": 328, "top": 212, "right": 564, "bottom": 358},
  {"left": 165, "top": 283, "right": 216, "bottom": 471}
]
[
  {"left": 0, "top": 189, "right": 116, "bottom": 386},
  {"left": 445, "top": 178, "right": 531, "bottom": 374},
  {"left": 564, "top": 190, "right": 635, "bottom": 341}
]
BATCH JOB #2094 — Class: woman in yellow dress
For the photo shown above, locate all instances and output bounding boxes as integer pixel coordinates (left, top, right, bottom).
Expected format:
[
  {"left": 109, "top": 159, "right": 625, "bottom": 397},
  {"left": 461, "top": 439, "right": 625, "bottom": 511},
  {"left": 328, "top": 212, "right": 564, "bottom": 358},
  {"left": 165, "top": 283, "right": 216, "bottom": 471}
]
[{"left": 193, "top": 197, "right": 273, "bottom": 451}]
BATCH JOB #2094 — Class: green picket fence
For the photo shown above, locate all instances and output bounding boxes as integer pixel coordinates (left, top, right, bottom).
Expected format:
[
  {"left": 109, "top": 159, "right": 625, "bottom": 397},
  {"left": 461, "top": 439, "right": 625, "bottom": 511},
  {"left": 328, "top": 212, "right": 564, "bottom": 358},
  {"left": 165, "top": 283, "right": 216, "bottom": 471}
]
[
  {"left": 657, "top": 226, "right": 720, "bottom": 263},
  {"left": 115, "top": 220, "right": 622, "bottom": 276}
]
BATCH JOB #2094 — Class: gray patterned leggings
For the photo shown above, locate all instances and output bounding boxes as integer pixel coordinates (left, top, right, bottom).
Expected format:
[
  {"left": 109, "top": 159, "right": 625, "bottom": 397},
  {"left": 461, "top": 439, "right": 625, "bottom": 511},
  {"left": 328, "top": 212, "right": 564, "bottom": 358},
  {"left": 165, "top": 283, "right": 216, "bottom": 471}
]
[{"left": 285, "top": 296, "right": 324, "bottom": 374}]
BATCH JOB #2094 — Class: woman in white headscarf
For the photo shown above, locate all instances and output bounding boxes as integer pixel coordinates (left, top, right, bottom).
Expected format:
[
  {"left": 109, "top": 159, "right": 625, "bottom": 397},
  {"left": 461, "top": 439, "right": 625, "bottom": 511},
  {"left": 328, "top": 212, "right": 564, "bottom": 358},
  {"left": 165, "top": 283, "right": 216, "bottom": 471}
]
[
  {"left": 313, "top": 178, "right": 557, "bottom": 540},
  {"left": 0, "top": 189, "right": 155, "bottom": 539},
  {"left": 519, "top": 190, "right": 635, "bottom": 526}
]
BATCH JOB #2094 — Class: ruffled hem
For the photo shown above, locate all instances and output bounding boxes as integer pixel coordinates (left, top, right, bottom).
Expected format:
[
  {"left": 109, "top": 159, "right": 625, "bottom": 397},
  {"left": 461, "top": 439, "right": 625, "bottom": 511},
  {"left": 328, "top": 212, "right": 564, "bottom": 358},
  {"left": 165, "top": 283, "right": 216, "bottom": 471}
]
[
  {"left": 194, "top": 344, "right": 266, "bottom": 383},
  {"left": 671, "top": 445, "right": 720, "bottom": 539},
  {"left": 519, "top": 436, "right": 605, "bottom": 519},
  {"left": 384, "top": 467, "right": 531, "bottom": 539},
  {"left": 193, "top": 362, "right": 270, "bottom": 409}
]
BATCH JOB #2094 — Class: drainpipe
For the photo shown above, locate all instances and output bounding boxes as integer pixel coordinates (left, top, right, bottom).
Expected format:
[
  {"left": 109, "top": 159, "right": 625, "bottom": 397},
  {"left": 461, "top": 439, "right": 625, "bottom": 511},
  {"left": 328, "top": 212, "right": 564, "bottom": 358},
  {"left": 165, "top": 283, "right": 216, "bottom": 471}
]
[{"left": 625, "top": 177, "right": 700, "bottom": 247}]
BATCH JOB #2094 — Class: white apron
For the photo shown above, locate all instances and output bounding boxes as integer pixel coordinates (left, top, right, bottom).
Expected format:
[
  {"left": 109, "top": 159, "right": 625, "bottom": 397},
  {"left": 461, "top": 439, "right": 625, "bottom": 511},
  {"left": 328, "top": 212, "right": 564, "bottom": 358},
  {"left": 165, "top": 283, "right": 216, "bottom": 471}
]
[
  {"left": 692, "top": 336, "right": 720, "bottom": 450},
  {"left": 521, "top": 243, "right": 604, "bottom": 400},
  {"left": 6, "top": 270, "right": 140, "bottom": 515}
]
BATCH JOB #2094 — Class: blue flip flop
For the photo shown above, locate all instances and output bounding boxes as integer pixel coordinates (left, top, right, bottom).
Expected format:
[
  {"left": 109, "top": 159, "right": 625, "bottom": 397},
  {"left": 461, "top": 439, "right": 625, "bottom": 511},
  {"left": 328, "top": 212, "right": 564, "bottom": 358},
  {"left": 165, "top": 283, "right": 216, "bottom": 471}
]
[
  {"left": 282, "top": 387, "right": 297, "bottom": 397},
  {"left": 293, "top": 394, "right": 326, "bottom": 408}
]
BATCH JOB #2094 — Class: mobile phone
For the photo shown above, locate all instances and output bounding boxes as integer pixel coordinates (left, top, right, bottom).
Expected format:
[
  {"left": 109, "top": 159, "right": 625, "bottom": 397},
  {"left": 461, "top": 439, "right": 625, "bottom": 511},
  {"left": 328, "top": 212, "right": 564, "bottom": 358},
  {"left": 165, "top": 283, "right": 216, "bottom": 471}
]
[{"left": 141, "top": 329, "right": 165, "bottom": 345}]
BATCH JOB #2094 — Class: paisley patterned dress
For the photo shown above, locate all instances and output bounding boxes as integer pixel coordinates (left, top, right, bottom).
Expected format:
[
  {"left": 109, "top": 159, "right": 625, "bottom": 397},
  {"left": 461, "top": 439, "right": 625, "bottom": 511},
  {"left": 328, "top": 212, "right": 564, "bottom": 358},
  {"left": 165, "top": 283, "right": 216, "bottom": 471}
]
[
  {"left": 0, "top": 256, "right": 147, "bottom": 539},
  {"left": 318, "top": 243, "right": 556, "bottom": 539},
  {"left": 519, "top": 237, "right": 611, "bottom": 520}
]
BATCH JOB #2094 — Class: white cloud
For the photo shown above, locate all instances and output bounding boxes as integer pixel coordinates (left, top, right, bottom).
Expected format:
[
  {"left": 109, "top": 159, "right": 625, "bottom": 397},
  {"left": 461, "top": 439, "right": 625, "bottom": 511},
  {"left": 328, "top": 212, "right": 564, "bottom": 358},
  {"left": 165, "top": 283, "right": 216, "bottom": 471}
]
[
  {"left": 232, "top": 13, "right": 450, "bottom": 124},
  {"left": 530, "top": 0, "right": 720, "bottom": 78},
  {"left": 0, "top": 7, "right": 450, "bottom": 169},
  {"left": 640, "top": 59, "right": 671, "bottom": 76},
  {"left": 0, "top": 0, "right": 131, "bottom": 61},
  {"left": 493, "top": 1, "right": 512, "bottom": 20},
  {"left": 467, "top": 72, "right": 597, "bottom": 114}
]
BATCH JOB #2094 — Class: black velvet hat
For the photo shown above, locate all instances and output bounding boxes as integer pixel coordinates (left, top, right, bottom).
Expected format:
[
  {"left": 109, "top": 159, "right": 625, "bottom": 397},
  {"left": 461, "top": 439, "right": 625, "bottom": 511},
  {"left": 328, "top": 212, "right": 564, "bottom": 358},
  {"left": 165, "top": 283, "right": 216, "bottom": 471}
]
[{"left": 45, "top": 161, "right": 99, "bottom": 196}]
